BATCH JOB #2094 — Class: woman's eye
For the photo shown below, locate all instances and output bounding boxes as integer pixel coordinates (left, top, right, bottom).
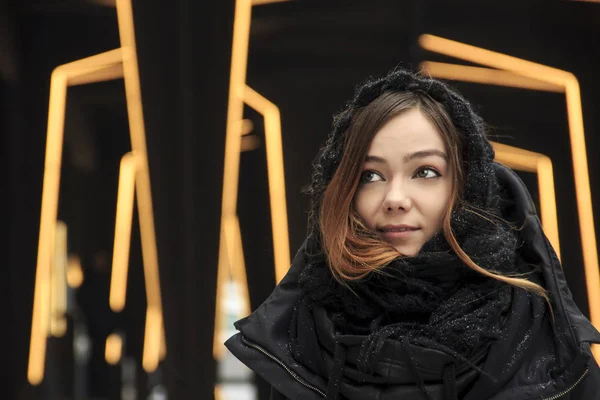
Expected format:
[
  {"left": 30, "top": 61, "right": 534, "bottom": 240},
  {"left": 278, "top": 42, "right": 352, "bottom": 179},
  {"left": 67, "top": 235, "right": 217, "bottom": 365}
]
[
  {"left": 360, "top": 170, "right": 383, "bottom": 183},
  {"left": 414, "top": 167, "right": 440, "bottom": 179}
]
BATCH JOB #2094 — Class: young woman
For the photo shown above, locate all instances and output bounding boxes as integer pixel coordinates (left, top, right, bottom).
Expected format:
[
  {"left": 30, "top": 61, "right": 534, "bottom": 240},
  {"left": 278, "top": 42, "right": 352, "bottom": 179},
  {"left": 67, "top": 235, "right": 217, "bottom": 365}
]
[{"left": 225, "top": 68, "right": 600, "bottom": 399}]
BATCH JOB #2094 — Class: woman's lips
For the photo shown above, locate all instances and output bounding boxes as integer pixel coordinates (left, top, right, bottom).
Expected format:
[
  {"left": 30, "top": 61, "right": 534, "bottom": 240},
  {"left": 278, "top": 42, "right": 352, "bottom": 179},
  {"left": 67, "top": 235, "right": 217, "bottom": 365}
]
[{"left": 379, "top": 226, "right": 420, "bottom": 239}]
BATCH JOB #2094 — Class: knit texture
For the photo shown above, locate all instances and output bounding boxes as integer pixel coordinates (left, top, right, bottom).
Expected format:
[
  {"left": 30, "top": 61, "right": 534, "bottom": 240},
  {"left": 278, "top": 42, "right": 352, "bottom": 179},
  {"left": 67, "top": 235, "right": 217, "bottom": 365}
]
[{"left": 298, "top": 68, "right": 520, "bottom": 373}]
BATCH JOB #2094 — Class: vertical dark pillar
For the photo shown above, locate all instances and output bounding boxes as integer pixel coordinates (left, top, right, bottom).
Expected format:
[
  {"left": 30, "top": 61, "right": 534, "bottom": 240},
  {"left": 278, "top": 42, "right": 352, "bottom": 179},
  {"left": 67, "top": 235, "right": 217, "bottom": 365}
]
[
  {"left": 133, "top": 0, "right": 235, "bottom": 398},
  {"left": 7, "top": 11, "right": 49, "bottom": 400}
]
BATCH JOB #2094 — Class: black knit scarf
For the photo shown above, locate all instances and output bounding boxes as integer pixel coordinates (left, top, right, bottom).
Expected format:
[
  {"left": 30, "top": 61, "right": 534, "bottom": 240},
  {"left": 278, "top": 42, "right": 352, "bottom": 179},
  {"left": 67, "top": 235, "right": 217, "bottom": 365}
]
[
  {"left": 299, "top": 205, "right": 517, "bottom": 373},
  {"left": 298, "top": 68, "right": 522, "bottom": 373}
]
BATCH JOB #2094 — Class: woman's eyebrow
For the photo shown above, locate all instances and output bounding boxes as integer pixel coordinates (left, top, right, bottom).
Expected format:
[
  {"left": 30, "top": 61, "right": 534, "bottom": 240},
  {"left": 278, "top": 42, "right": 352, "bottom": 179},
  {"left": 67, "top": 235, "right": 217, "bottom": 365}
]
[
  {"left": 365, "top": 155, "right": 386, "bottom": 164},
  {"left": 365, "top": 150, "right": 448, "bottom": 164},
  {"left": 403, "top": 149, "right": 448, "bottom": 163}
]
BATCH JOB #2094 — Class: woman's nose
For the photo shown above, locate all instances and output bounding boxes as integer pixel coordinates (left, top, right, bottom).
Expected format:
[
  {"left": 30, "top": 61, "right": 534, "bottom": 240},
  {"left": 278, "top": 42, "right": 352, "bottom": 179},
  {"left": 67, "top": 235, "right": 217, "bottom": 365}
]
[{"left": 383, "top": 185, "right": 413, "bottom": 212}]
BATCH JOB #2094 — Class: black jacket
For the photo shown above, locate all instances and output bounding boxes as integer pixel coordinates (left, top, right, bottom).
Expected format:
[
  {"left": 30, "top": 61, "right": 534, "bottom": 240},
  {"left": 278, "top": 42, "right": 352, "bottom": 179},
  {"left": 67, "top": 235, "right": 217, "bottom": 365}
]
[{"left": 225, "top": 164, "right": 600, "bottom": 399}]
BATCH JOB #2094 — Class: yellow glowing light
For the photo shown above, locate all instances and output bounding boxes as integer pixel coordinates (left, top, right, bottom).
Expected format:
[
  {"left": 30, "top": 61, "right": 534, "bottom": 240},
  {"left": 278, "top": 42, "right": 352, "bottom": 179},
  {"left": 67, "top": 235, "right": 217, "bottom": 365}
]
[
  {"left": 213, "top": 225, "right": 230, "bottom": 360},
  {"left": 213, "top": 217, "right": 252, "bottom": 359},
  {"left": 231, "top": 217, "right": 251, "bottom": 317},
  {"left": 50, "top": 221, "right": 68, "bottom": 337},
  {"left": 30, "top": 0, "right": 166, "bottom": 384},
  {"left": 117, "top": 0, "right": 164, "bottom": 372},
  {"left": 160, "top": 323, "right": 166, "bottom": 361},
  {"left": 110, "top": 152, "right": 137, "bottom": 312},
  {"left": 242, "top": 85, "right": 290, "bottom": 283},
  {"left": 67, "top": 255, "right": 84, "bottom": 288},
  {"left": 420, "top": 34, "right": 600, "bottom": 360},
  {"left": 220, "top": 0, "right": 252, "bottom": 263},
  {"left": 28, "top": 64, "right": 68, "bottom": 386},
  {"left": 420, "top": 61, "right": 563, "bottom": 93},
  {"left": 241, "top": 118, "right": 254, "bottom": 136},
  {"left": 105, "top": 333, "right": 123, "bottom": 365},
  {"left": 241, "top": 135, "right": 261, "bottom": 152},
  {"left": 214, "top": 0, "right": 292, "bottom": 367},
  {"left": 214, "top": 0, "right": 253, "bottom": 361},
  {"left": 215, "top": 384, "right": 223, "bottom": 400},
  {"left": 142, "top": 307, "right": 162, "bottom": 372},
  {"left": 491, "top": 142, "right": 560, "bottom": 259}
]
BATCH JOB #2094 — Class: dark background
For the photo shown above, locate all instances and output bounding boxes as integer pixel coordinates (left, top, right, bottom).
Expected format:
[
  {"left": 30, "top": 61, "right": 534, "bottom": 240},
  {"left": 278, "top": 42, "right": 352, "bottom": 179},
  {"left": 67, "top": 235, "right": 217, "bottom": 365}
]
[{"left": 2, "top": 0, "right": 599, "bottom": 399}]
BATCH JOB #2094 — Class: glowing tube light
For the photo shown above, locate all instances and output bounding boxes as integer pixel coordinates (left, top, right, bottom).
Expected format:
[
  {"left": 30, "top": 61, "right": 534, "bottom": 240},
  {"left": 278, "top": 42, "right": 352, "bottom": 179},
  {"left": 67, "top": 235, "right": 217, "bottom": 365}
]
[
  {"left": 50, "top": 221, "right": 68, "bottom": 337},
  {"left": 420, "top": 33, "right": 599, "bottom": 360},
  {"left": 30, "top": 0, "right": 167, "bottom": 383},
  {"left": 67, "top": 255, "right": 84, "bottom": 288},
  {"left": 105, "top": 333, "right": 123, "bottom": 365},
  {"left": 214, "top": 0, "right": 253, "bottom": 361},
  {"left": 220, "top": 0, "right": 252, "bottom": 264},
  {"left": 110, "top": 152, "right": 137, "bottom": 312},
  {"left": 492, "top": 142, "right": 560, "bottom": 260},
  {"left": 232, "top": 216, "right": 251, "bottom": 317},
  {"left": 117, "top": 0, "right": 165, "bottom": 371},
  {"left": 28, "top": 68, "right": 68, "bottom": 386},
  {"left": 213, "top": 217, "right": 252, "bottom": 359},
  {"left": 242, "top": 86, "right": 290, "bottom": 283},
  {"left": 241, "top": 118, "right": 254, "bottom": 136},
  {"left": 29, "top": 44, "right": 128, "bottom": 387},
  {"left": 420, "top": 61, "right": 563, "bottom": 93},
  {"left": 142, "top": 307, "right": 162, "bottom": 372},
  {"left": 214, "top": 226, "right": 230, "bottom": 360}
]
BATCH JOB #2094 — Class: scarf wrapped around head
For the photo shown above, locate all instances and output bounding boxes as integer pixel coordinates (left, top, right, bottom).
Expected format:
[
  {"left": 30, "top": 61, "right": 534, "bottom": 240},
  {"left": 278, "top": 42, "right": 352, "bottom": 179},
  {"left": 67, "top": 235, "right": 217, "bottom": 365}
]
[{"left": 298, "top": 68, "right": 520, "bottom": 372}]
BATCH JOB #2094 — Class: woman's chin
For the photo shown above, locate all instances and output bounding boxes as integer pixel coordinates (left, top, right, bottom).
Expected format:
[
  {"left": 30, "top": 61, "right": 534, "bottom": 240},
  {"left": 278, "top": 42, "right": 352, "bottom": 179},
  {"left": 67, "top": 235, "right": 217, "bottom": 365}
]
[{"left": 392, "top": 243, "right": 422, "bottom": 257}]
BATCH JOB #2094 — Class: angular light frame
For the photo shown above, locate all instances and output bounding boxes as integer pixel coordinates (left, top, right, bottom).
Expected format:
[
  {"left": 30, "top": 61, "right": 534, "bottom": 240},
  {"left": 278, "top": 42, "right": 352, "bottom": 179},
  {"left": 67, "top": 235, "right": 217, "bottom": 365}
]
[
  {"left": 213, "top": 0, "right": 291, "bottom": 367},
  {"left": 420, "top": 34, "right": 599, "bottom": 359},
  {"left": 491, "top": 142, "right": 560, "bottom": 259},
  {"left": 28, "top": 0, "right": 165, "bottom": 385}
]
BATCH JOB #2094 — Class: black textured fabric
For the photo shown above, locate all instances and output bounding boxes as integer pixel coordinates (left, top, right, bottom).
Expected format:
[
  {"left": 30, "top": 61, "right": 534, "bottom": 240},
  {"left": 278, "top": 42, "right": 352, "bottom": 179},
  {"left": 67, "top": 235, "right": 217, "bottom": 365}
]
[
  {"left": 298, "top": 68, "right": 521, "bottom": 374},
  {"left": 224, "top": 68, "right": 600, "bottom": 400}
]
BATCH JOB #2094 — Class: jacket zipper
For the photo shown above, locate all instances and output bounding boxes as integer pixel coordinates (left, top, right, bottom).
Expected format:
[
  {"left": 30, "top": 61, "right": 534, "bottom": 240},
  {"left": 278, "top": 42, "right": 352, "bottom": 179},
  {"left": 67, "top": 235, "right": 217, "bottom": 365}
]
[
  {"left": 240, "top": 335, "right": 326, "bottom": 397},
  {"left": 241, "top": 336, "right": 589, "bottom": 400},
  {"left": 541, "top": 368, "right": 588, "bottom": 400}
]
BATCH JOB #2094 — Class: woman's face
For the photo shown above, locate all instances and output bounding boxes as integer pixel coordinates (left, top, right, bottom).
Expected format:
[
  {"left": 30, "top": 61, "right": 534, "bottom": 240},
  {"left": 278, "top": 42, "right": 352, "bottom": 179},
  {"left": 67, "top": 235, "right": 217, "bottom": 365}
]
[{"left": 353, "top": 108, "right": 454, "bottom": 256}]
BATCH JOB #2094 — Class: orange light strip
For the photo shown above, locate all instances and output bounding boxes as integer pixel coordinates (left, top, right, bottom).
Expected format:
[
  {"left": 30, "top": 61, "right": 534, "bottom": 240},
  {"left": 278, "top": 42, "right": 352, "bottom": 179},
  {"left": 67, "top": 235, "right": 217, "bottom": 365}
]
[
  {"left": 214, "top": 0, "right": 253, "bottom": 360},
  {"left": 213, "top": 225, "right": 230, "bottom": 359},
  {"left": 105, "top": 333, "right": 123, "bottom": 365},
  {"left": 142, "top": 307, "right": 162, "bottom": 372},
  {"left": 242, "top": 86, "right": 290, "bottom": 283},
  {"left": 110, "top": 152, "right": 137, "bottom": 312},
  {"left": 492, "top": 142, "right": 560, "bottom": 259},
  {"left": 68, "top": 62, "right": 124, "bottom": 86},
  {"left": 232, "top": 216, "right": 251, "bottom": 317},
  {"left": 28, "top": 66, "right": 68, "bottom": 385},
  {"left": 30, "top": 0, "right": 167, "bottom": 383},
  {"left": 419, "top": 35, "right": 569, "bottom": 85},
  {"left": 66, "top": 254, "right": 84, "bottom": 288},
  {"left": 213, "top": 0, "right": 252, "bottom": 357},
  {"left": 30, "top": 53, "right": 123, "bottom": 375},
  {"left": 241, "top": 135, "right": 261, "bottom": 151},
  {"left": 214, "top": 216, "right": 253, "bottom": 359},
  {"left": 420, "top": 61, "right": 563, "bottom": 93},
  {"left": 215, "top": 384, "right": 223, "bottom": 400},
  {"left": 116, "top": 0, "right": 165, "bottom": 373},
  {"left": 50, "top": 221, "right": 68, "bottom": 337},
  {"left": 213, "top": 216, "right": 252, "bottom": 359},
  {"left": 59, "top": 49, "right": 123, "bottom": 85},
  {"left": 241, "top": 118, "right": 254, "bottom": 136},
  {"left": 221, "top": 0, "right": 252, "bottom": 259},
  {"left": 420, "top": 34, "right": 599, "bottom": 359}
]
